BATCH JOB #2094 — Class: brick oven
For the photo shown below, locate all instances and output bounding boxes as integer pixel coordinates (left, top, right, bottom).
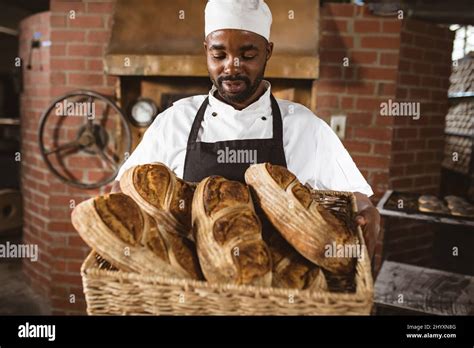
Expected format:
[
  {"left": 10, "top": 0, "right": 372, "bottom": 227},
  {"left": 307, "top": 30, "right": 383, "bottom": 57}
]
[{"left": 18, "top": 0, "right": 457, "bottom": 315}]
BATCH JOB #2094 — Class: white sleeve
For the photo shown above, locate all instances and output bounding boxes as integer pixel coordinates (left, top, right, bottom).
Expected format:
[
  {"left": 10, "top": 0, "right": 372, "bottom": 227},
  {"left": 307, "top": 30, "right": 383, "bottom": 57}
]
[
  {"left": 314, "top": 121, "right": 374, "bottom": 197},
  {"left": 114, "top": 115, "right": 164, "bottom": 181}
]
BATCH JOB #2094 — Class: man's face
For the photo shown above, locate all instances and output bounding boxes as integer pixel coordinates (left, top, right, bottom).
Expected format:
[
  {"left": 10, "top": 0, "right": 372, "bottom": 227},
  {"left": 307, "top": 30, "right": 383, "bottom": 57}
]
[{"left": 204, "top": 29, "right": 273, "bottom": 105}]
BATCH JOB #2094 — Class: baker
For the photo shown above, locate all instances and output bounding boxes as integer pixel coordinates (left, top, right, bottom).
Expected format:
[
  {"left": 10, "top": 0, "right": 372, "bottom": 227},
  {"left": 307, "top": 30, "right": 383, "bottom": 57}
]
[{"left": 112, "top": 0, "right": 380, "bottom": 259}]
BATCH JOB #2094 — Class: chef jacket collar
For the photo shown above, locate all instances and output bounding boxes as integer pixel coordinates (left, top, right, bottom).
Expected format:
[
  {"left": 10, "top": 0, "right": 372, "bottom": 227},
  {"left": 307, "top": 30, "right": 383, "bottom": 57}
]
[{"left": 208, "top": 80, "right": 272, "bottom": 115}]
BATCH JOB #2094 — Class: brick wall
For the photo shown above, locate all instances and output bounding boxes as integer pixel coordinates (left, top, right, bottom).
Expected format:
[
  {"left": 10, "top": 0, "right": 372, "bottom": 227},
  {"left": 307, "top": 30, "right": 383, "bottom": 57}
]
[
  {"left": 20, "top": 0, "right": 117, "bottom": 314},
  {"left": 317, "top": 4, "right": 400, "bottom": 202},
  {"left": 316, "top": 4, "right": 453, "bottom": 272},
  {"left": 391, "top": 19, "right": 453, "bottom": 193},
  {"left": 19, "top": 11, "right": 52, "bottom": 310}
]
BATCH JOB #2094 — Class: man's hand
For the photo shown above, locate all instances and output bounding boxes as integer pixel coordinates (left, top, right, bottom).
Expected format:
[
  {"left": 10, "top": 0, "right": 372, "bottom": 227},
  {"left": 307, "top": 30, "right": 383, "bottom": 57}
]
[{"left": 353, "top": 192, "right": 381, "bottom": 260}]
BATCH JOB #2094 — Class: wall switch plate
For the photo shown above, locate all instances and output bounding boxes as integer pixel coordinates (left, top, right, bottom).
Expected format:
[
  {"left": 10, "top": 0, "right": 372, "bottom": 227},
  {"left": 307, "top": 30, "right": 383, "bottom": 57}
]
[{"left": 330, "top": 115, "right": 346, "bottom": 140}]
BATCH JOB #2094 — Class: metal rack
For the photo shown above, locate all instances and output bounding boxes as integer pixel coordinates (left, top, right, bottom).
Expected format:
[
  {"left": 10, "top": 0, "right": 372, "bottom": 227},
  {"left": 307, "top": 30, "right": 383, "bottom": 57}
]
[{"left": 376, "top": 190, "right": 474, "bottom": 227}]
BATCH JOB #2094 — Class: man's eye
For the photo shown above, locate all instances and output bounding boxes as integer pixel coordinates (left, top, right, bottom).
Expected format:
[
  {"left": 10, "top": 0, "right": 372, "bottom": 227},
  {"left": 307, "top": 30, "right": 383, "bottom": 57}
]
[
  {"left": 242, "top": 55, "right": 256, "bottom": 60},
  {"left": 213, "top": 55, "right": 225, "bottom": 60}
]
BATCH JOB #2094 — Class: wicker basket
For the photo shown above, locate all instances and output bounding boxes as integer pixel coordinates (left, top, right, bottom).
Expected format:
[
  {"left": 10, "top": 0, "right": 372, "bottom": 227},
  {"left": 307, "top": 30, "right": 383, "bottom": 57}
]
[{"left": 80, "top": 190, "right": 374, "bottom": 315}]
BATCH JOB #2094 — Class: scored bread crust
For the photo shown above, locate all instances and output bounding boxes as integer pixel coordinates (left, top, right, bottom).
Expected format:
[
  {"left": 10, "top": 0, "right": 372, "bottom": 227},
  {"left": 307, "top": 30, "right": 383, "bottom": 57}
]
[
  {"left": 192, "top": 176, "right": 272, "bottom": 286},
  {"left": 120, "top": 163, "right": 195, "bottom": 241},
  {"left": 245, "top": 163, "right": 357, "bottom": 274},
  {"left": 265, "top": 230, "right": 327, "bottom": 291},
  {"left": 71, "top": 193, "right": 198, "bottom": 279}
]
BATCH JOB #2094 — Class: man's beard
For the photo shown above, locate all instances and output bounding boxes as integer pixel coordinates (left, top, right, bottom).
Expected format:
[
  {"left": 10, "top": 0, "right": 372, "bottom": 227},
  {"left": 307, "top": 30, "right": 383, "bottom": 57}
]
[{"left": 211, "top": 64, "right": 266, "bottom": 104}]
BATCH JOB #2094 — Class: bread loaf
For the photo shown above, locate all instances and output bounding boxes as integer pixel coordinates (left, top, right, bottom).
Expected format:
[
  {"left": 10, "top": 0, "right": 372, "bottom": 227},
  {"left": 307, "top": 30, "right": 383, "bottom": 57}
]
[
  {"left": 245, "top": 163, "right": 357, "bottom": 274},
  {"left": 192, "top": 176, "right": 272, "bottom": 286},
  {"left": 72, "top": 193, "right": 201, "bottom": 279},
  {"left": 119, "top": 163, "right": 195, "bottom": 241},
  {"left": 264, "top": 229, "right": 327, "bottom": 291}
]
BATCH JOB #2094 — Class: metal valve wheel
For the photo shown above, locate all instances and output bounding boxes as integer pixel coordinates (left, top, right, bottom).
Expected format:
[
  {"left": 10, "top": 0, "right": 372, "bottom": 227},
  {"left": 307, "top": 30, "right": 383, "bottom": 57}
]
[{"left": 38, "top": 90, "right": 131, "bottom": 189}]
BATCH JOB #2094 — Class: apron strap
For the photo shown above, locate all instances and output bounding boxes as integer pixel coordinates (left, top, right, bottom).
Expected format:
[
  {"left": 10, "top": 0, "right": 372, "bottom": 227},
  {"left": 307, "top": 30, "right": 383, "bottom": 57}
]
[
  {"left": 187, "top": 97, "right": 209, "bottom": 147},
  {"left": 187, "top": 94, "right": 284, "bottom": 147}
]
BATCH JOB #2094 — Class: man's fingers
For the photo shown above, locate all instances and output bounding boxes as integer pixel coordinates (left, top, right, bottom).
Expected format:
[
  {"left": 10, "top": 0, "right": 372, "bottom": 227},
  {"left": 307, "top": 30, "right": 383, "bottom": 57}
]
[{"left": 355, "top": 214, "right": 367, "bottom": 226}]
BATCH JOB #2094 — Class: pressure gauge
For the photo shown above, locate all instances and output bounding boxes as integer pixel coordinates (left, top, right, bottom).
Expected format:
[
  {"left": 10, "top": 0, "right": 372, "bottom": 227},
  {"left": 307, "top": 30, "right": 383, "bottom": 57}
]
[{"left": 129, "top": 98, "right": 158, "bottom": 127}]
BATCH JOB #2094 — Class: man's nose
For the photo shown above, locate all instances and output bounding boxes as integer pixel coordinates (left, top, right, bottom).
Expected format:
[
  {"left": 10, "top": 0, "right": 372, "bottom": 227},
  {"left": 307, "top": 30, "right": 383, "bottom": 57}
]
[{"left": 223, "top": 56, "right": 242, "bottom": 75}]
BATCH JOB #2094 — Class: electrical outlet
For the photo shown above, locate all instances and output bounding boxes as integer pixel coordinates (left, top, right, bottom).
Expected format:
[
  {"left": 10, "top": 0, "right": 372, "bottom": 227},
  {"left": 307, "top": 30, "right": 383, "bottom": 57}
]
[{"left": 330, "top": 115, "right": 347, "bottom": 140}]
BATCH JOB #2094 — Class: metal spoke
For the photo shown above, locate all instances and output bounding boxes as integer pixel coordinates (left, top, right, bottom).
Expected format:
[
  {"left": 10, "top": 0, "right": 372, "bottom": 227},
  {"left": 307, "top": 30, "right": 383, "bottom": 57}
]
[
  {"left": 97, "top": 147, "right": 118, "bottom": 170},
  {"left": 44, "top": 141, "right": 80, "bottom": 156}
]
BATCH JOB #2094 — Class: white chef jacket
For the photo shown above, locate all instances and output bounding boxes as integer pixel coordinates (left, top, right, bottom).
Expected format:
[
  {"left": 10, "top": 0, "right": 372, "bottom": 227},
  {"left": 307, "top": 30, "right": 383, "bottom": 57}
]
[{"left": 116, "top": 81, "right": 373, "bottom": 197}]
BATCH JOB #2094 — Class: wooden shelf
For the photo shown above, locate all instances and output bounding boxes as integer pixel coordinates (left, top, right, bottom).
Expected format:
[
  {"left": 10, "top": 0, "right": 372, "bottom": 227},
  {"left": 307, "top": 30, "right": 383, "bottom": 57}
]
[{"left": 104, "top": 54, "right": 319, "bottom": 79}]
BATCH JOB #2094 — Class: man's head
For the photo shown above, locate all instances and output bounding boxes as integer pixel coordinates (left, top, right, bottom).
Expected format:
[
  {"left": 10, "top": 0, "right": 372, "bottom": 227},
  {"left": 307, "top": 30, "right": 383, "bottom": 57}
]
[
  {"left": 204, "top": 30, "right": 273, "bottom": 105},
  {"left": 204, "top": 0, "right": 273, "bottom": 107}
]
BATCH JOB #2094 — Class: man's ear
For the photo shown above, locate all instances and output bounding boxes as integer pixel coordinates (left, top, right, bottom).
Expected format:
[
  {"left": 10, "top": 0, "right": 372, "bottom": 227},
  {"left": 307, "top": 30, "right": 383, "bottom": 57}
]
[
  {"left": 266, "top": 42, "right": 274, "bottom": 61},
  {"left": 203, "top": 41, "right": 208, "bottom": 54}
]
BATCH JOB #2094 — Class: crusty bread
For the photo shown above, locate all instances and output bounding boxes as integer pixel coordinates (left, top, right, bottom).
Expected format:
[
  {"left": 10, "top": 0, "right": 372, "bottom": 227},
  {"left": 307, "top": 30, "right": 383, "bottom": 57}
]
[
  {"left": 264, "top": 229, "right": 327, "bottom": 291},
  {"left": 192, "top": 176, "right": 272, "bottom": 286},
  {"left": 72, "top": 193, "right": 201, "bottom": 279},
  {"left": 119, "top": 163, "right": 195, "bottom": 241},
  {"left": 245, "top": 163, "right": 357, "bottom": 274}
]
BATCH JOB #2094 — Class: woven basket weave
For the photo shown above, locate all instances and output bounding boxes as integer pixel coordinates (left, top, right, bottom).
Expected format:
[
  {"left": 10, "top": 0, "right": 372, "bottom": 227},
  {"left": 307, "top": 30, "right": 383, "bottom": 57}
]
[{"left": 80, "top": 190, "right": 374, "bottom": 315}]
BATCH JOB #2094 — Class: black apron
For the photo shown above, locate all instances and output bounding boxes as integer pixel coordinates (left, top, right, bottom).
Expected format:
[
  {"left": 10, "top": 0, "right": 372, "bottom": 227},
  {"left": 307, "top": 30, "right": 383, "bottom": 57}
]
[{"left": 183, "top": 94, "right": 287, "bottom": 182}]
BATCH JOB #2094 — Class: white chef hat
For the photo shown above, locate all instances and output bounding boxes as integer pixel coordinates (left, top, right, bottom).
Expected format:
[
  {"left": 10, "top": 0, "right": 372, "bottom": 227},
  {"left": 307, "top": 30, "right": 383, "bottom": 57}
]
[{"left": 205, "top": 0, "right": 273, "bottom": 41}]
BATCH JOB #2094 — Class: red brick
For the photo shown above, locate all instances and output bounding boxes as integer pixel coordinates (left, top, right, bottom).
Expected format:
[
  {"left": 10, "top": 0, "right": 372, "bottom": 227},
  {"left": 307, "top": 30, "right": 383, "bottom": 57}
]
[
  {"left": 344, "top": 140, "right": 371, "bottom": 153},
  {"left": 49, "top": 222, "right": 75, "bottom": 233},
  {"left": 352, "top": 155, "right": 390, "bottom": 169},
  {"left": 380, "top": 52, "right": 399, "bottom": 66},
  {"left": 373, "top": 143, "right": 391, "bottom": 155},
  {"left": 402, "top": 47, "right": 424, "bottom": 61},
  {"left": 361, "top": 36, "right": 400, "bottom": 50},
  {"left": 68, "top": 235, "right": 87, "bottom": 247},
  {"left": 355, "top": 97, "right": 381, "bottom": 111},
  {"left": 50, "top": 1, "right": 85, "bottom": 12},
  {"left": 395, "top": 127, "right": 418, "bottom": 139},
  {"left": 358, "top": 67, "right": 397, "bottom": 81},
  {"left": 51, "top": 30, "right": 85, "bottom": 42},
  {"left": 393, "top": 152, "right": 415, "bottom": 163},
  {"left": 87, "top": 31, "right": 110, "bottom": 43},
  {"left": 354, "top": 127, "right": 392, "bottom": 141},
  {"left": 378, "top": 82, "right": 396, "bottom": 96},
  {"left": 68, "top": 73, "right": 103, "bottom": 86},
  {"left": 399, "top": 74, "right": 420, "bottom": 86},
  {"left": 324, "top": 3, "right": 354, "bottom": 17},
  {"left": 51, "top": 15, "right": 67, "bottom": 27},
  {"left": 68, "top": 15, "right": 103, "bottom": 28},
  {"left": 321, "top": 18, "right": 348, "bottom": 33},
  {"left": 419, "top": 127, "right": 443, "bottom": 137},
  {"left": 87, "top": 2, "right": 115, "bottom": 13},
  {"left": 391, "top": 177, "right": 414, "bottom": 189},
  {"left": 67, "top": 44, "right": 102, "bottom": 57},
  {"left": 320, "top": 34, "right": 354, "bottom": 49},
  {"left": 317, "top": 95, "right": 339, "bottom": 108},
  {"left": 319, "top": 65, "right": 342, "bottom": 79},
  {"left": 351, "top": 51, "right": 377, "bottom": 65},
  {"left": 346, "top": 82, "right": 375, "bottom": 95},
  {"left": 383, "top": 20, "right": 402, "bottom": 33},
  {"left": 354, "top": 20, "right": 380, "bottom": 32},
  {"left": 51, "top": 58, "right": 85, "bottom": 70},
  {"left": 52, "top": 247, "right": 88, "bottom": 260},
  {"left": 50, "top": 42, "right": 66, "bottom": 56},
  {"left": 347, "top": 112, "right": 373, "bottom": 125},
  {"left": 341, "top": 97, "right": 353, "bottom": 109},
  {"left": 412, "top": 62, "right": 431, "bottom": 75}
]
